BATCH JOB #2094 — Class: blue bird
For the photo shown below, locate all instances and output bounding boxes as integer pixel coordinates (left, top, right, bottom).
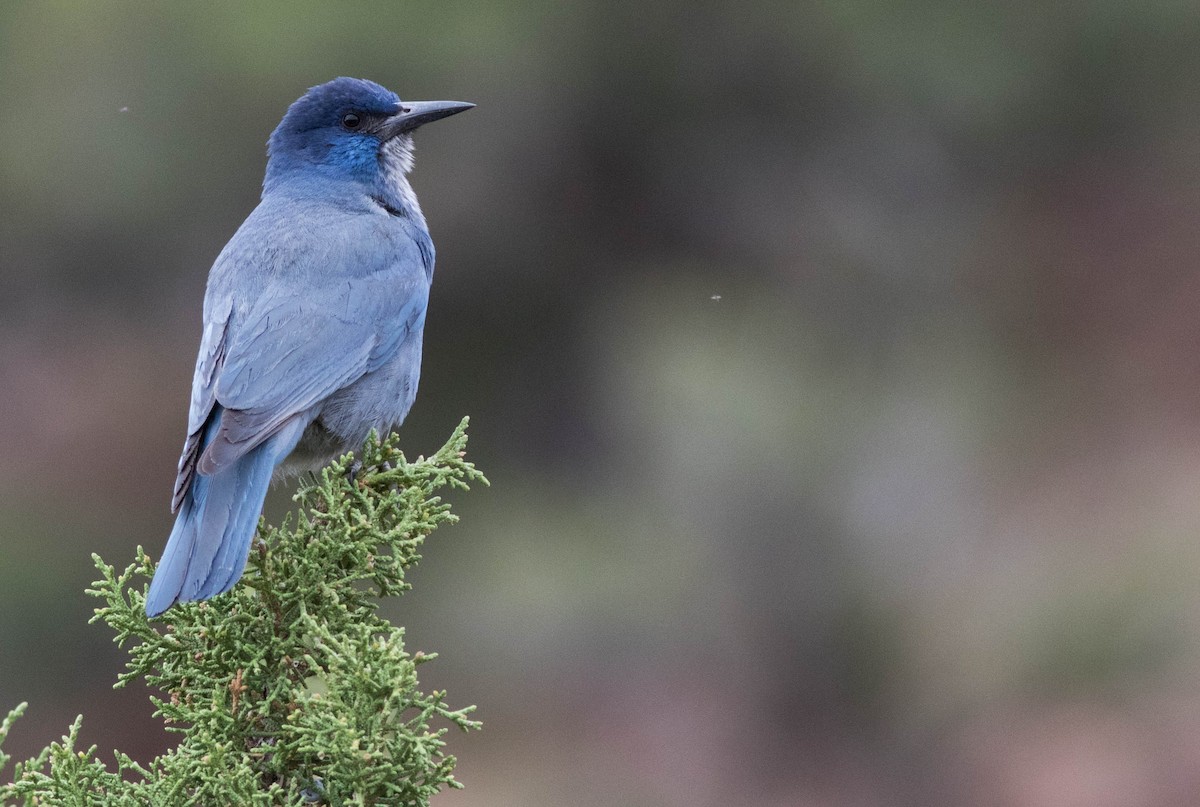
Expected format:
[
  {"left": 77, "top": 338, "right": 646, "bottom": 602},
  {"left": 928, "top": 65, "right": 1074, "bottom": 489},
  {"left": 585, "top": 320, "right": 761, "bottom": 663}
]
[{"left": 145, "top": 78, "right": 473, "bottom": 617}]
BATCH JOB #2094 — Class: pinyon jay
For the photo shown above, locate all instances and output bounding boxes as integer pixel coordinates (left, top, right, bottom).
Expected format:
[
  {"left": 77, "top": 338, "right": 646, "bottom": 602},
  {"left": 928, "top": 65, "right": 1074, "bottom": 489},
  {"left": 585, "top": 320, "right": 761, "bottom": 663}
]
[{"left": 145, "top": 77, "right": 473, "bottom": 616}]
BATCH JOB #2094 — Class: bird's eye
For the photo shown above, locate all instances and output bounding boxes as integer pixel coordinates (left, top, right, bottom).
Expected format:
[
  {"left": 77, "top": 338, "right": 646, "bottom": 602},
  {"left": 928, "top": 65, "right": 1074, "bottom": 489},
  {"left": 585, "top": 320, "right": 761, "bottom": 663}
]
[{"left": 341, "top": 112, "right": 362, "bottom": 130}]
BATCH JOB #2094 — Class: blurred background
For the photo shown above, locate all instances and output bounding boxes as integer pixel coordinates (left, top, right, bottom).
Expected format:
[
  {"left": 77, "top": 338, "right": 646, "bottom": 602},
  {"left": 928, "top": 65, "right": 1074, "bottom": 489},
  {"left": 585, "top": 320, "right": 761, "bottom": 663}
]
[{"left": 4, "top": 2, "right": 1200, "bottom": 805}]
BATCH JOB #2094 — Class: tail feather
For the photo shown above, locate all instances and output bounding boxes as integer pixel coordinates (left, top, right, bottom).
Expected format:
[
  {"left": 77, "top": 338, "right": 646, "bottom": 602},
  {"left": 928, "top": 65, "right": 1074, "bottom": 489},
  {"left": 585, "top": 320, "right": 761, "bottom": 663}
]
[
  {"left": 145, "top": 415, "right": 305, "bottom": 617},
  {"left": 193, "top": 450, "right": 275, "bottom": 600}
]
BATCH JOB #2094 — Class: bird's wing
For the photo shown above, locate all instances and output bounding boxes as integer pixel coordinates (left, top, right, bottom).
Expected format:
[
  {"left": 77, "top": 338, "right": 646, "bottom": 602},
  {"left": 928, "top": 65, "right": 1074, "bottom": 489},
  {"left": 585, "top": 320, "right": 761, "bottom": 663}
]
[
  {"left": 199, "top": 274, "right": 427, "bottom": 476},
  {"left": 171, "top": 295, "right": 233, "bottom": 512},
  {"left": 171, "top": 210, "right": 430, "bottom": 506}
]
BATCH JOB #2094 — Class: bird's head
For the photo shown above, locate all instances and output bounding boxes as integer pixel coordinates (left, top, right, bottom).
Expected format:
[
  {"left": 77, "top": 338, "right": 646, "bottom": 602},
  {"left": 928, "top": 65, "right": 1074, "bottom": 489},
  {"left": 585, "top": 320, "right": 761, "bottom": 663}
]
[{"left": 264, "top": 77, "right": 472, "bottom": 191}]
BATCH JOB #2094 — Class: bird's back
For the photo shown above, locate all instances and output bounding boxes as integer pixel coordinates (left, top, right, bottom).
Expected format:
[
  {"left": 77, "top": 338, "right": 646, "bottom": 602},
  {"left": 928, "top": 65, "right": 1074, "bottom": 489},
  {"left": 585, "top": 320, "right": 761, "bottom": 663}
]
[{"left": 201, "top": 191, "right": 433, "bottom": 476}]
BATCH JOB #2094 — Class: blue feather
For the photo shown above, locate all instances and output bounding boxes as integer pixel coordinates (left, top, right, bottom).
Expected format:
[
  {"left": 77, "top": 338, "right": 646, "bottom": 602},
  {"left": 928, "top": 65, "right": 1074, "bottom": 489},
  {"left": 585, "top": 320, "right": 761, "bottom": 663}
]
[{"left": 146, "top": 412, "right": 306, "bottom": 616}]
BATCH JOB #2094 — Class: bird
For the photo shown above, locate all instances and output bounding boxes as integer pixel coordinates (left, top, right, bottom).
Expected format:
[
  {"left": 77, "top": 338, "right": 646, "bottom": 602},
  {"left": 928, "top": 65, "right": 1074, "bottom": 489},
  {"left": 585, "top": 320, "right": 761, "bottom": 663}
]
[{"left": 144, "top": 77, "right": 473, "bottom": 617}]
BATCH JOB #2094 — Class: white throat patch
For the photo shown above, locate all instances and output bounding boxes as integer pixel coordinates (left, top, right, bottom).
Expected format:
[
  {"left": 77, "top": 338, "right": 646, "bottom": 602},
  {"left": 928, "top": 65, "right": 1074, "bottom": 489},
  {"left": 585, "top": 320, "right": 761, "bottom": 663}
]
[{"left": 380, "top": 135, "right": 425, "bottom": 227}]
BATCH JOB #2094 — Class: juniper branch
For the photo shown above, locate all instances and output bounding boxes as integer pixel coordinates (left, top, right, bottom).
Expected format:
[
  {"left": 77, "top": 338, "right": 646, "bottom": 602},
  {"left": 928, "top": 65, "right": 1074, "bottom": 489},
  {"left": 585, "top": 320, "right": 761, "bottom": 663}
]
[{"left": 0, "top": 418, "right": 485, "bottom": 806}]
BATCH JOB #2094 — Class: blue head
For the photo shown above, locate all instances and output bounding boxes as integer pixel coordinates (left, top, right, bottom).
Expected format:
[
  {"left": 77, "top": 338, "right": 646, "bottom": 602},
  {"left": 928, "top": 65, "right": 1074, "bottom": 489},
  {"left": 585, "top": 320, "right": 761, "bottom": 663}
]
[{"left": 263, "top": 77, "right": 472, "bottom": 193}]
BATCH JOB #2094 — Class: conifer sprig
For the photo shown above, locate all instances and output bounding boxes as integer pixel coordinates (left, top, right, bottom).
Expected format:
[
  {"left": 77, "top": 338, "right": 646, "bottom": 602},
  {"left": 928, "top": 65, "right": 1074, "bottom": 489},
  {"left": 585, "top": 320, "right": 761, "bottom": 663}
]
[{"left": 0, "top": 418, "right": 484, "bottom": 806}]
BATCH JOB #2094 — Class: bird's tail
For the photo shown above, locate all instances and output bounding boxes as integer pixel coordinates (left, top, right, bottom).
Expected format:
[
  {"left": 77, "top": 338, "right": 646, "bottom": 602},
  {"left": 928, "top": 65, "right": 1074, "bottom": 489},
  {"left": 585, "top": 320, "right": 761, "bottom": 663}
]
[{"left": 145, "top": 417, "right": 305, "bottom": 617}]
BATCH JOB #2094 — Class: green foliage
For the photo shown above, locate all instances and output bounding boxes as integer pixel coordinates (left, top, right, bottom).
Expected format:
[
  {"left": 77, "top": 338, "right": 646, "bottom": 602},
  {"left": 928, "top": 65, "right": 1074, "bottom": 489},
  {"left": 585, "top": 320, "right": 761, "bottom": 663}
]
[{"left": 0, "top": 419, "right": 485, "bottom": 806}]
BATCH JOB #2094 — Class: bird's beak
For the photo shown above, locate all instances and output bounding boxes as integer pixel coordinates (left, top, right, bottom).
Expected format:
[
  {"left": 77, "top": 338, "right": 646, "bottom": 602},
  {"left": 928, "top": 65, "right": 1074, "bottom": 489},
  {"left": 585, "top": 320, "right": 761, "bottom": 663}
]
[{"left": 378, "top": 100, "right": 475, "bottom": 140}]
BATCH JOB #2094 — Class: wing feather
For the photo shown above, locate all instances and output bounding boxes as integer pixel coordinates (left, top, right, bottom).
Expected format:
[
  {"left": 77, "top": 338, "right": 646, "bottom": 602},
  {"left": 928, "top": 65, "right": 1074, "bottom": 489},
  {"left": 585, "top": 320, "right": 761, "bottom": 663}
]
[{"left": 172, "top": 297, "right": 232, "bottom": 512}]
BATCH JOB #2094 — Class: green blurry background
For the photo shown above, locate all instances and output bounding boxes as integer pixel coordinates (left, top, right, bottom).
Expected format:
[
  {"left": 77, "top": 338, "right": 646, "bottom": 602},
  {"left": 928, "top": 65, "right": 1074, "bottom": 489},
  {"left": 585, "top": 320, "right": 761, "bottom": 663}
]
[{"left": 5, "top": 2, "right": 1200, "bottom": 805}]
